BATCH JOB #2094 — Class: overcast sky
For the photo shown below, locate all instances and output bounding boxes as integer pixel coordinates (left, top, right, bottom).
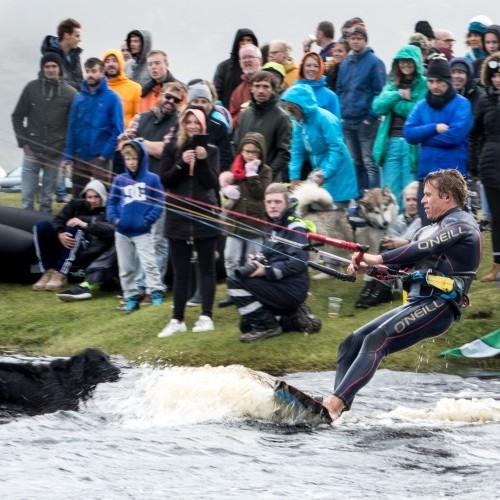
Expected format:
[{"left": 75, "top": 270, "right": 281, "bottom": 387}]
[{"left": 0, "top": 0, "right": 496, "bottom": 170}]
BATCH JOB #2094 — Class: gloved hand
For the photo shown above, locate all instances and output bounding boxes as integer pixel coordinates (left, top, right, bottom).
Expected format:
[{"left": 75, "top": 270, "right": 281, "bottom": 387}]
[
  {"left": 221, "top": 184, "right": 241, "bottom": 200},
  {"left": 245, "top": 159, "right": 261, "bottom": 177}
]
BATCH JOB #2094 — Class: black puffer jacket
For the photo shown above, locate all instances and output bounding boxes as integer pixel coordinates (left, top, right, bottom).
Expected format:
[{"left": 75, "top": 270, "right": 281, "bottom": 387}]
[
  {"left": 160, "top": 141, "right": 221, "bottom": 240},
  {"left": 469, "top": 88, "right": 500, "bottom": 189}
]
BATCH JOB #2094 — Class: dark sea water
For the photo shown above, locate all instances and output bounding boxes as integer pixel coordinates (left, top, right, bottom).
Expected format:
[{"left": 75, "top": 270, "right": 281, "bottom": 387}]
[{"left": 1, "top": 356, "right": 499, "bottom": 499}]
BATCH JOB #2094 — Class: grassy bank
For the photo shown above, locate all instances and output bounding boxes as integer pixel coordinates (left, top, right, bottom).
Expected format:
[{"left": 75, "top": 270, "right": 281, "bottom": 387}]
[{"left": 1, "top": 194, "right": 499, "bottom": 374}]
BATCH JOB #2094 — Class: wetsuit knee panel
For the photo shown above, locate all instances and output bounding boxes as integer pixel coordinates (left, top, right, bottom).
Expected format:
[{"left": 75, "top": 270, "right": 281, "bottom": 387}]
[
  {"left": 338, "top": 333, "right": 355, "bottom": 357},
  {"left": 359, "top": 328, "right": 387, "bottom": 353}
]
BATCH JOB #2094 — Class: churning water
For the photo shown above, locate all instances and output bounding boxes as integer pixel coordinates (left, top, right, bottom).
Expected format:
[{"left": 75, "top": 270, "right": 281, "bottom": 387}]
[{"left": 1, "top": 356, "right": 499, "bottom": 499}]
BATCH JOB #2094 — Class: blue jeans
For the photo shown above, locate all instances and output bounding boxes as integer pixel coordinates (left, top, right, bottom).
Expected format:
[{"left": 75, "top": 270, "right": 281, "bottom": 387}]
[
  {"left": 55, "top": 169, "right": 67, "bottom": 200},
  {"left": 343, "top": 120, "right": 380, "bottom": 196},
  {"left": 21, "top": 150, "right": 60, "bottom": 213}
]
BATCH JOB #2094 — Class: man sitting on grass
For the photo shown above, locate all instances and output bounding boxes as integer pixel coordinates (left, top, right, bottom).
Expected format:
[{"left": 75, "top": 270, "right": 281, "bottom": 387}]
[{"left": 32, "top": 179, "right": 116, "bottom": 296}]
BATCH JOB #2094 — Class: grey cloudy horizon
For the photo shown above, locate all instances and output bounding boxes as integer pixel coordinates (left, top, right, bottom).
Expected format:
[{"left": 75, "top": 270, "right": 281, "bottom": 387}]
[{"left": 0, "top": 0, "right": 496, "bottom": 170}]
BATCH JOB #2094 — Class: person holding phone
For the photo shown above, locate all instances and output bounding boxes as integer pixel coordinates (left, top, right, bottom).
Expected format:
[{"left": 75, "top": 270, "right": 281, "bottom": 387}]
[{"left": 158, "top": 108, "right": 221, "bottom": 337}]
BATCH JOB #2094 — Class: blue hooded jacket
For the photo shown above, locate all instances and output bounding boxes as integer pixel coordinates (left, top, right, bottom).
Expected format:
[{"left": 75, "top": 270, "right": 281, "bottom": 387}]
[
  {"left": 282, "top": 84, "right": 358, "bottom": 202},
  {"left": 403, "top": 88, "right": 473, "bottom": 179},
  {"left": 64, "top": 76, "right": 124, "bottom": 161},
  {"left": 107, "top": 141, "right": 165, "bottom": 237},
  {"left": 336, "top": 47, "right": 386, "bottom": 123}
]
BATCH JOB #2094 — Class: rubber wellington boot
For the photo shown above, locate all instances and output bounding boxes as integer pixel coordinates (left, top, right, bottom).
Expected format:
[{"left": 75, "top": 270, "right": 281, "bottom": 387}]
[{"left": 480, "top": 263, "right": 500, "bottom": 282}]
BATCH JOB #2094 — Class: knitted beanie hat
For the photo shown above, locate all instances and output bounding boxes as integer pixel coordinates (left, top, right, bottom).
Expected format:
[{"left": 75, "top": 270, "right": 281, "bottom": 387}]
[
  {"left": 415, "top": 20, "right": 435, "bottom": 40},
  {"left": 427, "top": 56, "right": 452, "bottom": 84},
  {"left": 350, "top": 24, "right": 368, "bottom": 41},
  {"left": 40, "top": 53, "right": 63, "bottom": 73},
  {"left": 187, "top": 83, "right": 212, "bottom": 103}
]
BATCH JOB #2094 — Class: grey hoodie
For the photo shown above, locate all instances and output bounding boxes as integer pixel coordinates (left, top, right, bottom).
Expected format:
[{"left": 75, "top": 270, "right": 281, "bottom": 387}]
[{"left": 124, "top": 29, "right": 153, "bottom": 90}]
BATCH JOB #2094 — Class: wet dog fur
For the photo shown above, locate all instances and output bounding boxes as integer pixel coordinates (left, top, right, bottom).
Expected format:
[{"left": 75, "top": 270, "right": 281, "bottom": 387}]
[{"left": 0, "top": 348, "right": 120, "bottom": 416}]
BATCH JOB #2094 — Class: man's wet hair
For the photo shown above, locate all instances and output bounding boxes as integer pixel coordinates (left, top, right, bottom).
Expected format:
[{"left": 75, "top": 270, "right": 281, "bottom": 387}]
[{"left": 424, "top": 169, "right": 468, "bottom": 207}]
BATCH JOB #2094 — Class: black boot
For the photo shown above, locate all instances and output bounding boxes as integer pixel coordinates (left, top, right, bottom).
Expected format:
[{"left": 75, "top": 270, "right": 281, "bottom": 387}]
[
  {"left": 218, "top": 295, "right": 235, "bottom": 307},
  {"left": 355, "top": 281, "right": 376, "bottom": 308},
  {"left": 364, "top": 281, "right": 393, "bottom": 307}
]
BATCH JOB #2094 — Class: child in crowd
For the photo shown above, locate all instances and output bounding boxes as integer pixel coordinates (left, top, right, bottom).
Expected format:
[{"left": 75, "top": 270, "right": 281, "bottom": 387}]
[
  {"left": 107, "top": 140, "right": 166, "bottom": 313},
  {"left": 217, "top": 132, "right": 272, "bottom": 307}
]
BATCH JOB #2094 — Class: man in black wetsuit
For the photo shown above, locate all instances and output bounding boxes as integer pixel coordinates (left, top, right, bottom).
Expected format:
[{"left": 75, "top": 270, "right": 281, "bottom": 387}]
[{"left": 322, "top": 169, "right": 482, "bottom": 421}]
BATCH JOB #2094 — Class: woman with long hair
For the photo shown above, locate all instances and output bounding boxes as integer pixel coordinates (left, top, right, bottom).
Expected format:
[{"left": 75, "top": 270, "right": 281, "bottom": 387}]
[
  {"left": 326, "top": 39, "right": 350, "bottom": 92},
  {"left": 372, "top": 44, "right": 428, "bottom": 210},
  {"left": 158, "top": 108, "right": 221, "bottom": 336}
]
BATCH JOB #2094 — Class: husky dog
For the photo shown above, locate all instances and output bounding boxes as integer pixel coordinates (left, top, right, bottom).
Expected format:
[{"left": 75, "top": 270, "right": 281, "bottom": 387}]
[
  {"left": 350, "top": 187, "right": 400, "bottom": 308},
  {"left": 353, "top": 187, "right": 399, "bottom": 253},
  {"left": 292, "top": 182, "right": 353, "bottom": 264}
]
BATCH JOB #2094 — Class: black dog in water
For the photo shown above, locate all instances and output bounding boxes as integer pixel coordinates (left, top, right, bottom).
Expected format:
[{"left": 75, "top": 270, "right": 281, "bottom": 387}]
[{"left": 0, "top": 348, "right": 120, "bottom": 416}]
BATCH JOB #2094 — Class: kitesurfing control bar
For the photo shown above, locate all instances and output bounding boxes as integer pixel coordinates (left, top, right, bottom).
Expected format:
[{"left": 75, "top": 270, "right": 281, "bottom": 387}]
[
  {"left": 306, "top": 233, "right": 369, "bottom": 253},
  {"left": 307, "top": 261, "right": 356, "bottom": 282}
]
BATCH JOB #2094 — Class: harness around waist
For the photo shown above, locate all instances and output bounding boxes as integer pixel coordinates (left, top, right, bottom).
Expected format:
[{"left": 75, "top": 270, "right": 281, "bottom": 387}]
[{"left": 407, "top": 271, "right": 464, "bottom": 300}]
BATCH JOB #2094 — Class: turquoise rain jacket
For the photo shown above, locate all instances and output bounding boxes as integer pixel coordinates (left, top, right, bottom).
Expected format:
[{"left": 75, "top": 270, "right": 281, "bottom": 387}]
[
  {"left": 372, "top": 44, "right": 428, "bottom": 172},
  {"left": 283, "top": 84, "right": 358, "bottom": 202}
]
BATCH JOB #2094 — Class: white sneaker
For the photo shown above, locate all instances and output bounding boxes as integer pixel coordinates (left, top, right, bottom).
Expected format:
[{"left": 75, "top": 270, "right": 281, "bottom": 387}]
[
  {"left": 157, "top": 319, "right": 187, "bottom": 338},
  {"left": 192, "top": 315, "right": 214, "bottom": 333}
]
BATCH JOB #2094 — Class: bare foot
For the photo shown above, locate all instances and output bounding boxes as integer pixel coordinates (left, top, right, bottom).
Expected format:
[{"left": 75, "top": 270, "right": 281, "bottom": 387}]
[{"left": 322, "top": 395, "right": 344, "bottom": 421}]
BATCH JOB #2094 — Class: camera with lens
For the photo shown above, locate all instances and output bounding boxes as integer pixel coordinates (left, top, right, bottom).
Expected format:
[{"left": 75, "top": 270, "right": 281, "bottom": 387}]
[{"left": 235, "top": 254, "right": 269, "bottom": 278}]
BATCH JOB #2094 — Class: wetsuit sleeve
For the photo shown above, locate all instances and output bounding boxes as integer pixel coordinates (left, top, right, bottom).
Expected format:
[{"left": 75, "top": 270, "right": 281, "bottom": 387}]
[{"left": 381, "top": 218, "right": 477, "bottom": 266}]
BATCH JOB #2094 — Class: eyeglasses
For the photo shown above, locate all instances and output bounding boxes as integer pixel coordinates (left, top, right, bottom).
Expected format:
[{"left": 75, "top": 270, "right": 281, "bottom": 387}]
[
  {"left": 240, "top": 55, "right": 259, "bottom": 61},
  {"left": 488, "top": 60, "right": 500, "bottom": 69},
  {"left": 163, "top": 93, "right": 182, "bottom": 104}
]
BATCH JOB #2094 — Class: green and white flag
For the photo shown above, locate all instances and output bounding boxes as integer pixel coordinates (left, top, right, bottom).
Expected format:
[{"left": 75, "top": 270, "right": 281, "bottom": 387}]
[{"left": 440, "top": 329, "right": 500, "bottom": 358}]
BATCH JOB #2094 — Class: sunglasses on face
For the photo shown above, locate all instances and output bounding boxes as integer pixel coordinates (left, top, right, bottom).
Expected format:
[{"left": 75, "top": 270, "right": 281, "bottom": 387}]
[
  {"left": 488, "top": 60, "right": 500, "bottom": 70},
  {"left": 163, "top": 93, "right": 182, "bottom": 104}
]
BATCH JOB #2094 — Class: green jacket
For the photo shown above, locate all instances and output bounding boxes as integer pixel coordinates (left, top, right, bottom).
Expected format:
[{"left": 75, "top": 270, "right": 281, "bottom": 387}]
[
  {"left": 372, "top": 45, "right": 427, "bottom": 172},
  {"left": 12, "top": 72, "right": 77, "bottom": 155}
]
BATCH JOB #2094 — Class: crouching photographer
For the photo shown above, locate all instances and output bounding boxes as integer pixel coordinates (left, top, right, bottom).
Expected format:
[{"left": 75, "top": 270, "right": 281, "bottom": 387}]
[{"left": 227, "top": 183, "right": 321, "bottom": 342}]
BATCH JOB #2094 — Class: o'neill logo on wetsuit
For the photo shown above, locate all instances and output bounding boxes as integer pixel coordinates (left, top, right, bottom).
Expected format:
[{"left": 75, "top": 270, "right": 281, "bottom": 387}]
[
  {"left": 417, "top": 227, "right": 464, "bottom": 250},
  {"left": 395, "top": 300, "right": 445, "bottom": 333}
]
